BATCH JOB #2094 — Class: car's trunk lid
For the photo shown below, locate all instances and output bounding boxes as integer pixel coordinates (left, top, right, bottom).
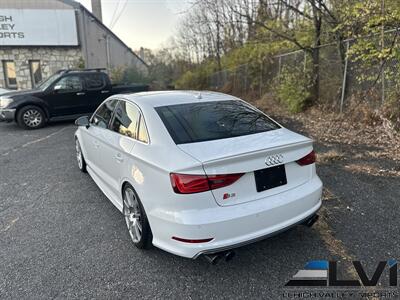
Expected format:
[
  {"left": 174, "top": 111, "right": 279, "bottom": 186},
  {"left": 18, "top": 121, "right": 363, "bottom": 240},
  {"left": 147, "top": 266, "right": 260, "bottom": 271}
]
[{"left": 178, "top": 128, "right": 314, "bottom": 206}]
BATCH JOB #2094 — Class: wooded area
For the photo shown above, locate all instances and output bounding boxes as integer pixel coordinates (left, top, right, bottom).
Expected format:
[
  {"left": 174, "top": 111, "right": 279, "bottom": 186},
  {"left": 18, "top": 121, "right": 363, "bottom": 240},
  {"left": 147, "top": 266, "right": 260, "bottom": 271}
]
[{"left": 128, "top": 0, "right": 400, "bottom": 130}]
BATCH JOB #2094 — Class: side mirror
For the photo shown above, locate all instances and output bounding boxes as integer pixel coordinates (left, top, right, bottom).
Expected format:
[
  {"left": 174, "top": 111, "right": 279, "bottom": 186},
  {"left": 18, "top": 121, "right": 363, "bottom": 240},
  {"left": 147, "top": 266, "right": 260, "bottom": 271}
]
[
  {"left": 75, "top": 116, "right": 90, "bottom": 128},
  {"left": 54, "top": 85, "right": 62, "bottom": 91}
]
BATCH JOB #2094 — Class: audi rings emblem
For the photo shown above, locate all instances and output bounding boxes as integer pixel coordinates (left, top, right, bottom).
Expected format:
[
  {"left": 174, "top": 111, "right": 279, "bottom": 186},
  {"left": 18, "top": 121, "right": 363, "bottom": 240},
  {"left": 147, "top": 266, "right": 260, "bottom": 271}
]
[{"left": 265, "top": 154, "right": 284, "bottom": 166}]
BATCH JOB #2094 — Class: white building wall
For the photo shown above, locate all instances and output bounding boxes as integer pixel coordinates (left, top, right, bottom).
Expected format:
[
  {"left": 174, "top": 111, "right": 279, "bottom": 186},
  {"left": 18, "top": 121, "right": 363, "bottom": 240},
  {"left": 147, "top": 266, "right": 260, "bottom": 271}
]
[{"left": 0, "top": 0, "right": 148, "bottom": 89}]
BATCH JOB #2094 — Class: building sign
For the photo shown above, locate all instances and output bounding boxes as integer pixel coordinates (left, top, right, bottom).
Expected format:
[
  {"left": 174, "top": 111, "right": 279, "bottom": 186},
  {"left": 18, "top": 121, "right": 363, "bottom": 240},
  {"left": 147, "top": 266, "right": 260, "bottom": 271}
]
[{"left": 0, "top": 9, "right": 78, "bottom": 46}]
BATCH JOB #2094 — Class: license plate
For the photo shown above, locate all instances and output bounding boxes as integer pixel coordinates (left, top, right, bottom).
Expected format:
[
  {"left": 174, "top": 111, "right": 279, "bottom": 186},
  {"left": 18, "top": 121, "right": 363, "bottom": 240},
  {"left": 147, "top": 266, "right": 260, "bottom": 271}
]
[{"left": 254, "top": 165, "right": 287, "bottom": 192}]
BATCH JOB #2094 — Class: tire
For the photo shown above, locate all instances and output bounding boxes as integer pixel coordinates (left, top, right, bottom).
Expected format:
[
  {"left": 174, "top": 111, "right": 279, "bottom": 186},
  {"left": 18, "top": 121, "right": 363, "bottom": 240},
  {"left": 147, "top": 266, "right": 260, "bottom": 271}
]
[
  {"left": 75, "top": 138, "right": 87, "bottom": 173},
  {"left": 16, "top": 105, "right": 46, "bottom": 129},
  {"left": 123, "top": 184, "right": 152, "bottom": 249}
]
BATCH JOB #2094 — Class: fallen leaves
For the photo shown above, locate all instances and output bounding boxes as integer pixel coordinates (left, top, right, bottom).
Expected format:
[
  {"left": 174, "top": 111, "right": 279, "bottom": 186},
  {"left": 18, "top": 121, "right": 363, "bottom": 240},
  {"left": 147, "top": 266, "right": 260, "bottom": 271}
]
[
  {"left": 253, "top": 96, "right": 400, "bottom": 162},
  {"left": 318, "top": 149, "right": 346, "bottom": 164},
  {"left": 344, "top": 163, "right": 400, "bottom": 177}
]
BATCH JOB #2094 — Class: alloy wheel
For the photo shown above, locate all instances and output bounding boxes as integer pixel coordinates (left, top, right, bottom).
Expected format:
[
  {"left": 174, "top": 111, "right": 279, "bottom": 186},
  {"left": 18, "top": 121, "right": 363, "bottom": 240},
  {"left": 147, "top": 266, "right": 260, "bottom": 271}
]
[
  {"left": 124, "top": 188, "right": 142, "bottom": 243},
  {"left": 76, "top": 140, "right": 83, "bottom": 170},
  {"left": 23, "top": 109, "right": 42, "bottom": 128}
]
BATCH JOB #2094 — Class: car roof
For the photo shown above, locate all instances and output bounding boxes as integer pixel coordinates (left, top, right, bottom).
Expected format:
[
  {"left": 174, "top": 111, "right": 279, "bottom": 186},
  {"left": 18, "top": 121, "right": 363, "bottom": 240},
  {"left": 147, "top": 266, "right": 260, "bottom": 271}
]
[{"left": 116, "top": 90, "right": 239, "bottom": 108}]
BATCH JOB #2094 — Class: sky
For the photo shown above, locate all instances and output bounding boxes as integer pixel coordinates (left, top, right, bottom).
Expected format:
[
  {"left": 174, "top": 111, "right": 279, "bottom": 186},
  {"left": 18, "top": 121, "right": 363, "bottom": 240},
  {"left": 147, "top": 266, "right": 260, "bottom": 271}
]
[{"left": 76, "top": 0, "right": 190, "bottom": 50}]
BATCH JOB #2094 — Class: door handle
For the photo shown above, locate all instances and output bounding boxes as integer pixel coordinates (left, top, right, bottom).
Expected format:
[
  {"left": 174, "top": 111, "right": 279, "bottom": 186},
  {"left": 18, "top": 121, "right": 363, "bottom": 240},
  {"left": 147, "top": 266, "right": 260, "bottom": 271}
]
[
  {"left": 101, "top": 90, "right": 110, "bottom": 94},
  {"left": 77, "top": 92, "right": 86, "bottom": 96},
  {"left": 115, "top": 153, "right": 124, "bottom": 162},
  {"left": 93, "top": 140, "right": 100, "bottom": 148}
]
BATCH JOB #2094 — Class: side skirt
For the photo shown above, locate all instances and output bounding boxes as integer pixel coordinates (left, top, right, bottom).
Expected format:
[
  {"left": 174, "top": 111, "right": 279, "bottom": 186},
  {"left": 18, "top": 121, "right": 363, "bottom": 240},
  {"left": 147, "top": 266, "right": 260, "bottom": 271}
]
[
  {"left": 50, "top": 113, "right": 91, "bottom": 122},
  {"left": 87, "top": 165, "right": 123, "bottom": 213}
]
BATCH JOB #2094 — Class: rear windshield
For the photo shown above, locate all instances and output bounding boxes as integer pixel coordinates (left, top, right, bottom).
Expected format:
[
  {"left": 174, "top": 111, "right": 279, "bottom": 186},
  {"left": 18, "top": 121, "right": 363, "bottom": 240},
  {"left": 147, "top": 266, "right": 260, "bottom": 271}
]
[{"left": 155, "top": 100, "right": 280, "bottom": 144}]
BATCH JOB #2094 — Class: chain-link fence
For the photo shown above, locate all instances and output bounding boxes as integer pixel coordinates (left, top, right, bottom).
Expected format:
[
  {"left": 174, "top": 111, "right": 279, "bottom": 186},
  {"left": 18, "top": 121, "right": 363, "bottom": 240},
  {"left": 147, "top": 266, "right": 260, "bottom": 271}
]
[{"left": 207, "top": 28, "right": 400, "bottom": 112}]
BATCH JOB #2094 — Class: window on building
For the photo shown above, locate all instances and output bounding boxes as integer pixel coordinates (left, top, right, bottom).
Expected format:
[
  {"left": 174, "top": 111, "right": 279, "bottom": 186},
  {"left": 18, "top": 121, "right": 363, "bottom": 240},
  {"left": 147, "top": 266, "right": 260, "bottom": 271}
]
[
  {"left": 29, "top": 61, "right": 42, "bottom": 87},
  {"left": 3, "top": 61, "right": 17, "bottom": 89}
]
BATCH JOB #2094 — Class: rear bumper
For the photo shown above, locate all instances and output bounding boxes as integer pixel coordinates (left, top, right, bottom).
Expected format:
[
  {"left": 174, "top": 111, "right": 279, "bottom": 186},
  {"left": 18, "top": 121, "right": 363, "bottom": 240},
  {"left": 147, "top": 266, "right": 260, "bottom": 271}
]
[
  {"left": 150, "top": 176, "right": 323, "bottom": 258},
  {"left": 194, "top": 212, "right": 320, "bottom": 258},
  {"left": 0, "top": 108, "right": 16, "bottom": 122}
]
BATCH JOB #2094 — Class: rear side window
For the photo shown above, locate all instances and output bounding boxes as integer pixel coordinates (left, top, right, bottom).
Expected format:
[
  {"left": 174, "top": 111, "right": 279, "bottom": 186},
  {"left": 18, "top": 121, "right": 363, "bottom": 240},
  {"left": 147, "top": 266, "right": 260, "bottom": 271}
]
[
  {"left": 110, "top": 101, "right": 140, "bottom": 139},
  {"left": 91, "top": 99, "right": 118, "bottom": 128},
  {"left": 155, "top": 100, "right": 280, "bottom": 144},
  {"left": 138, "top": 116, "right": 149, "bottom": 143},
  {"left": 84, "top": 73, "right": 106, "bottom": 90}
]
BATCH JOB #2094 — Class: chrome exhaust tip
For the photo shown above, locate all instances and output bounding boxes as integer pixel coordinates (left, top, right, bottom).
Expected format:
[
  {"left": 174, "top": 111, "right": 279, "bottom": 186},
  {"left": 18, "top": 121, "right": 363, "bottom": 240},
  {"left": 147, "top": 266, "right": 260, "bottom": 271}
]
[
  {"left": 203, "top": 250, "right": 236, "bottom": 264},
  {"left": 204, "top": 253, "right": 223, "bottom": 265},
  {"left": 302, "top": 214, "right": 319, "bottom": 228},
  {"left": 224, "top": 250, "right": 235, "bottom": 262}
]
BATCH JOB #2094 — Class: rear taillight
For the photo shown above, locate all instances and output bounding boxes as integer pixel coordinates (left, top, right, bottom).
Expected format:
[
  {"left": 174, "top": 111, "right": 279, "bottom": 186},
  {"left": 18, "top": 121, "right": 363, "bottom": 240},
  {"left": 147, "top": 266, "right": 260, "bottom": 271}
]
[
  {"left": 170, "top": 173, "right": 209, "bottom": 194},
  {"left": 170, "top": 173, "right": 244, "bottom": 194},
  {"left": 207, "top": 174, "right": 244, "bottom": 190},
  {"left": 296, "top": 150, "right": 316, "bottom": 166}
]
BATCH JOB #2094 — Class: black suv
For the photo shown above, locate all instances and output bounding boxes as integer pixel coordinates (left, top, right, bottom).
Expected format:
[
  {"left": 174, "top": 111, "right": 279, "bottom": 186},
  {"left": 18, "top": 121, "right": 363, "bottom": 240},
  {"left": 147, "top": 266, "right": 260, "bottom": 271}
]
[{"left": 0, "top": 69, "right": 148, "bottom": 129}]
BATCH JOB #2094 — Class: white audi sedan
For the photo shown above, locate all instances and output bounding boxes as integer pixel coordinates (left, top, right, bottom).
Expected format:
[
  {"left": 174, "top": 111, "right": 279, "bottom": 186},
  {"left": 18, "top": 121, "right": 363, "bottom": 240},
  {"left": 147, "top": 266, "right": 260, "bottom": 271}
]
[{"left": 74, "top": 91, "right": 322, "bottom": 261}]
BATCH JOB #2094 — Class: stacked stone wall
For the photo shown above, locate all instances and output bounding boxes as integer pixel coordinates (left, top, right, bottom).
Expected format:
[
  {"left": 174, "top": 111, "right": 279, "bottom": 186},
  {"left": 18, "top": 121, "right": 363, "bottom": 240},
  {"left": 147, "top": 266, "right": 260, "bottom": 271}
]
[{"left": 0, "top": 47, "right": 83, "bottom": 89}]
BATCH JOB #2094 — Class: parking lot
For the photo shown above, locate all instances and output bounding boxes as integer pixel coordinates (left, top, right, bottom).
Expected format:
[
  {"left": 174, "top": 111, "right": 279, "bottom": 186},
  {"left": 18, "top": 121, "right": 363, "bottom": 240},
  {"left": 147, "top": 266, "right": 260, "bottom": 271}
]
[{"left": 0, "top": 116, "right": 399, "bottom": 299}]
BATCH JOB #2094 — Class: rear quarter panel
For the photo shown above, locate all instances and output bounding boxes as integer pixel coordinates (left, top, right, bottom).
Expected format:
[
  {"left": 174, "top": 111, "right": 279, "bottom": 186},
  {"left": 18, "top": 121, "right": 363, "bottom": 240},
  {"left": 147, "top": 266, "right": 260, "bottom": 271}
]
[{"left": 122, "top": 103, "right": 221, "bottom": 227}]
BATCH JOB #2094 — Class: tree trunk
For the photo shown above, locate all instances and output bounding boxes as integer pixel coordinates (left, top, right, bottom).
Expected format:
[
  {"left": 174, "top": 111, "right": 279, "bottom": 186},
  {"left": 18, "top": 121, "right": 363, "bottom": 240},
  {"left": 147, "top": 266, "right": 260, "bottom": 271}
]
[
  {"left": 216, "top": 12, "right": 222, "bottom": 72},
  {"left": 310, "top": 0, "right": 322, "bottom": 105},
  {"left": 310, "top": 47, "right": 320, "bottom": 104}
]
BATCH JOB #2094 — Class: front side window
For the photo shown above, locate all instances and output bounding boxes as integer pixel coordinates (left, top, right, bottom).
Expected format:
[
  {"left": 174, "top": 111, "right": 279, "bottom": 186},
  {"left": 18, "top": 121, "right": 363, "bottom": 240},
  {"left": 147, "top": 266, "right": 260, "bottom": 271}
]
[
  {"left": 54, "top": 76, "right": 82, "bottom": 93},
  {"left": 36, "top": 73, "right": 61, "bottom": 91},
  {"left": 29, "top": 60, "right": 42, "bottom": 87},
  {"left": 84, "top": 73, "right": 106, "bottom": 90},
  {"left": 155, "top": 100, "right": 280, "bottom": 144},
  {"left": 3, "top": 60, "right": 17, "bottom": 89},
  {"left": 91, "top": 99, "right": 118, "bottom": 128},
  {"left": 110, "top": 101, "right": 140, "bottom": 139}
]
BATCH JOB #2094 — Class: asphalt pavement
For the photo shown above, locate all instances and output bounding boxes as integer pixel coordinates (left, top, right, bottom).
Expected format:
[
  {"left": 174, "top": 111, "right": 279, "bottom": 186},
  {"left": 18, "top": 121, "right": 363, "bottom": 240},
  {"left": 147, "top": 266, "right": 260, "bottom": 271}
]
[{"left": 0, "top": 119, "right": 399, "bottom": 299}]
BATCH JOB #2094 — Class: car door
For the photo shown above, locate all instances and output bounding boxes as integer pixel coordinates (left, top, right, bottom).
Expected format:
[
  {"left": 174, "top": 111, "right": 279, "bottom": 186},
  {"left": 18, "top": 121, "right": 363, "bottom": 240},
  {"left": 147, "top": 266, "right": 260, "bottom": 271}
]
[
  {"left": 82, "top": 73, "right": 111, "bottom": 112},
  {"left": 44, "top": 75, "right": 88, "bottom": 117},
  {"left": 79, "top": 99, "right": 118, "bottom": 176},
  {"left": 94, "top": 100, "right": 139, "bottom": 202}
]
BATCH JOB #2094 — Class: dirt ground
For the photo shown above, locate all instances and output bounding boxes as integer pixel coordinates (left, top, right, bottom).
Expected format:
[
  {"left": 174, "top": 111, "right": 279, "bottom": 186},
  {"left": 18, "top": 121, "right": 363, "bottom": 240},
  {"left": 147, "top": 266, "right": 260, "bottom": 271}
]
[{"left": 252, "top": 96, "right": 400, "bottom": 280}]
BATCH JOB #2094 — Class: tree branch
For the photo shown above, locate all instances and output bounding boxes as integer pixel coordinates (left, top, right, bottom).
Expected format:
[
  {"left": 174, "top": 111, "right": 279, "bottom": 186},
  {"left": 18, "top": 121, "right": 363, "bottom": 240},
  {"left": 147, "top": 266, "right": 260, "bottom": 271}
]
[{"left": 279, "top": 0, "right": 313, "bottom": 20}]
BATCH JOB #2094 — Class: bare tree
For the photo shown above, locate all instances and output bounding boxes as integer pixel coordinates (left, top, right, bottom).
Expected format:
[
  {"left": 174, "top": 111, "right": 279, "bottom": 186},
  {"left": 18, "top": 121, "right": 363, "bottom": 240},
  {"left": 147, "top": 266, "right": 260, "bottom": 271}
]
[
  {"left": 176, "top": 0, "right": 259, "bottom": 70},
  {"left": 228, "top": 0, "right": 340, "bottom": 104}
]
